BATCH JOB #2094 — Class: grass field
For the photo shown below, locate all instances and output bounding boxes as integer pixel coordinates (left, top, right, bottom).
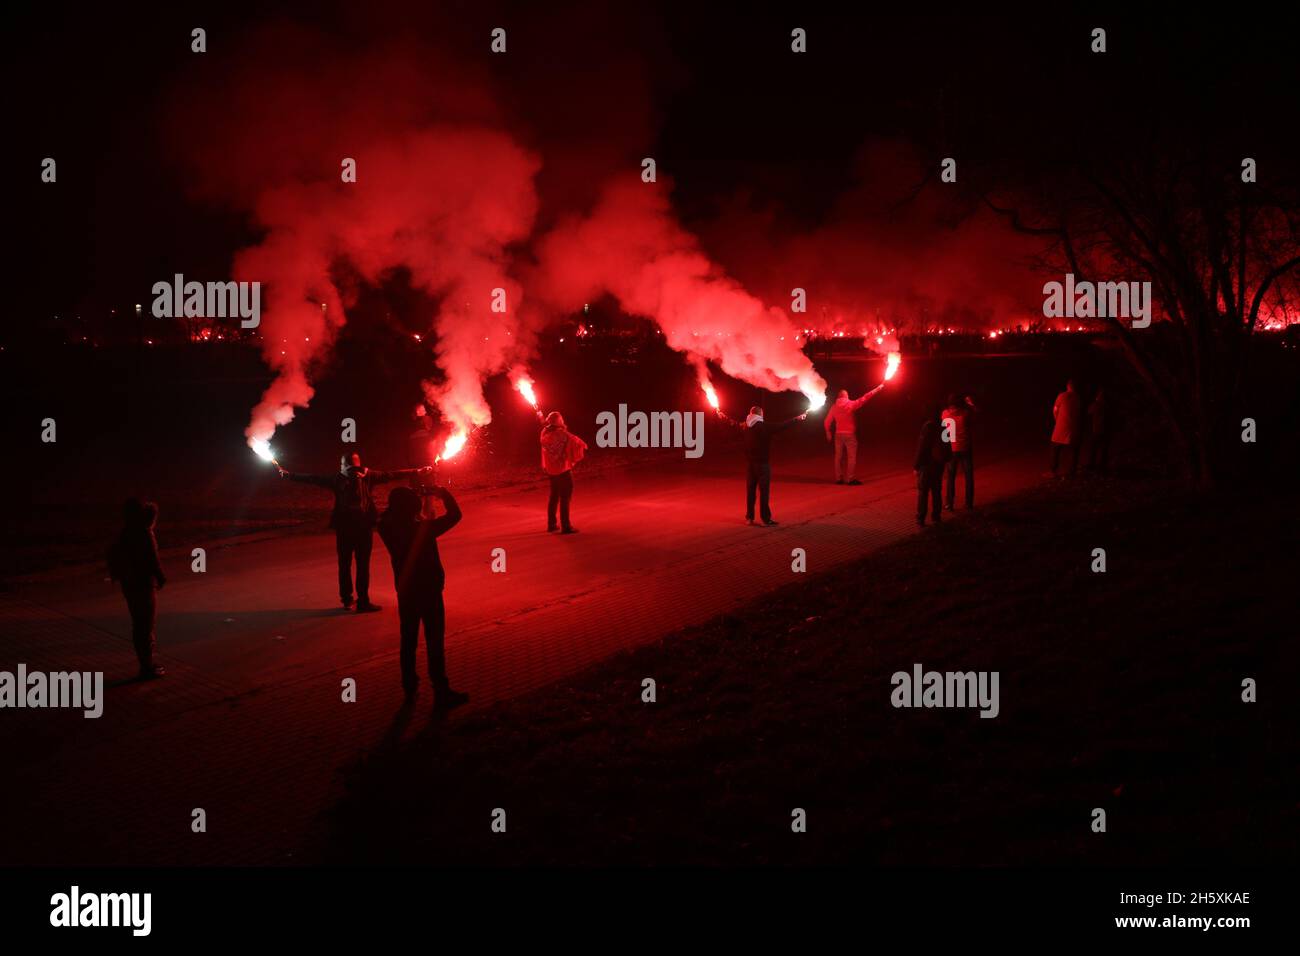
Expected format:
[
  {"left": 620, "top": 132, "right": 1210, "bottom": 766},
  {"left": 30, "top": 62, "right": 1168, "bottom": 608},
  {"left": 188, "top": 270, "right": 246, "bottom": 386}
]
[{"left": 326, "top": 473, "right": 1297, "bottom": 865}]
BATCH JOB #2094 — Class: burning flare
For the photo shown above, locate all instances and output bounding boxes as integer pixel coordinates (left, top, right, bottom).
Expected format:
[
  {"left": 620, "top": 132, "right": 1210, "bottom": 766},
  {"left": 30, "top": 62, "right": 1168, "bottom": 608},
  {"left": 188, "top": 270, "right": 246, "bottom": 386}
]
[
  {"left": 884, "top": 351, "right": 902, "bottom": 381},
  {"left": 514, "top": 375, "right": 539, "bottom": 410},
  {"left": 437, "top": 429, "right": 469, "bottom": 462},
  {"left": 701, "top": 379, "right": 720, "bottom": 411},
  {"left": 249, "top": 437, "right": 277, "bottom": 463}
]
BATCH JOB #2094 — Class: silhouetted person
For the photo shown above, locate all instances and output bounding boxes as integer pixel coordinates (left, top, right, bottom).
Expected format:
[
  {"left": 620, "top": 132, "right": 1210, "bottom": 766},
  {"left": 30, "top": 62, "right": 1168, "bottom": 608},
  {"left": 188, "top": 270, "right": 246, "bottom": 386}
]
[
  {"left": 108, "top": 498, "right": 166, "bottom": 678},
  {"left": 1050, "top": 379, "right": 1083, "bottom": 476},
  {"left": 915, "top": 405, "right": 952, "bottom": 526},
  {"left": 540, "top": 411, "right": 588, "bottom": 534},
  {"left": 1086, "top": 387, "right": 1113, "bottom": 473},
  {"left": 719, "top": 404, "right": 807, "bottom": 525},
  {"left": 279, "top": 453, "right": 427, "bottom": 611},
  {"left": 377, "top": 485, "right": 467, "bottom": 709},
  {"left": 824, "top": 385, "right": 884, "bottom": 484},
  {"left": 942, "top": 392, "right": 978, "bottom": 510}
]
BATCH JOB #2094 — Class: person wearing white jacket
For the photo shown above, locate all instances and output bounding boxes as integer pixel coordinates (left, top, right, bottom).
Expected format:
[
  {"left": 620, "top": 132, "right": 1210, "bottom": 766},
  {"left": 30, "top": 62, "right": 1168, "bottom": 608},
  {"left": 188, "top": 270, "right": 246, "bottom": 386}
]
[{"left": 1050, "top": 380, "right": 1083, "bottom": 476}]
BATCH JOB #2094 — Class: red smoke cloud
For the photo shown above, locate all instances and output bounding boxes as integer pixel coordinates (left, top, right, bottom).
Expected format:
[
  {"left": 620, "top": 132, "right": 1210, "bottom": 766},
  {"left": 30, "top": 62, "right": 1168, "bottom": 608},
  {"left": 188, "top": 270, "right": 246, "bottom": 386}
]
[
  {"left": 167, "top": 25, "right": 538, "bottom": 450},
  {"left": 534, "top": 178, "right": 827, "bottom": 405},
  {"left": 233, "top": 129, "right": 539, "bottom": 447},
  {"left": 696, "top": 140, "right": 1049, "bottom": 336}
]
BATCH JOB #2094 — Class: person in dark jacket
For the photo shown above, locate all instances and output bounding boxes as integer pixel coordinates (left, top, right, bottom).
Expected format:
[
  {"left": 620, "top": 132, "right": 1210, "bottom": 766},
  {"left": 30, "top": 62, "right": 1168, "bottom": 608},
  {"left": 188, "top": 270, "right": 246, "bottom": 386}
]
[
  {"left": 1086, "top": 387, "right": 1113, "bottom": 473},
  {"left": 914, "top": 405, "right": 953, "bottom": 526},
  {"left": 718, "top": 404, "right": 808, "bottom": 525},
  {"left": 278, "top": 453, "right": 428, "bottom": 611},
  {"left": 377, "top": 485, "right": 468, "bottom": 708},
  {"left": 108, "top": 498, "right": 166, "bottom": 678}
]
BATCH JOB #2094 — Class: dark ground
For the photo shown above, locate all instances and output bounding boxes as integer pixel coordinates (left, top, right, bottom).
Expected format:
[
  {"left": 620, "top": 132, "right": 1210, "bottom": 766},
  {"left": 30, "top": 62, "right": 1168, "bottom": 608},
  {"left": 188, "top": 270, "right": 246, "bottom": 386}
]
[{"left": 325, "top": 474, "right": 1297, "bottom": 865}]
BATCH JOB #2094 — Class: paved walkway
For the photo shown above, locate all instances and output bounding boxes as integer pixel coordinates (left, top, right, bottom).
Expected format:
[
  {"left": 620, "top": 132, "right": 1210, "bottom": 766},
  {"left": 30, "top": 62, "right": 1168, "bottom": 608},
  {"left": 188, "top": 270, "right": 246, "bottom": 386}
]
[{"left": 0, "top": 447, "right": 1040, "bottom": 864}]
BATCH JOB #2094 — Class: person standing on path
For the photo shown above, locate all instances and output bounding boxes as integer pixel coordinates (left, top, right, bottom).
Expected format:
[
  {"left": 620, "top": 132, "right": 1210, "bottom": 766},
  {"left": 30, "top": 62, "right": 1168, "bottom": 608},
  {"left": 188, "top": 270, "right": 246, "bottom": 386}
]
[
  {"left": 914, "top": 406, "right": 953, "bottom": 526},
  {"left": 108, "top": 498, "right": 167, "bottom": 678},
  {"left": 824, "top": 384, "right": 885, "bottom": 484},
  {"left": 377, "top": 484, "right": 468, "bottom": 709},
  {"left": 719, "top": 404, "right": 808, "bottom": 526},
  {"left": 279, "top": 453, "right": 429, "bottom": 611},
  {"left": 942, "top": 392, "right": 977, "bottom": 510},
  {"left": 541, "top": 411, "right": 588, "bottom": 534},
  {"left": 1050, "top": 380, "right": 1083, "bottom": 477}
]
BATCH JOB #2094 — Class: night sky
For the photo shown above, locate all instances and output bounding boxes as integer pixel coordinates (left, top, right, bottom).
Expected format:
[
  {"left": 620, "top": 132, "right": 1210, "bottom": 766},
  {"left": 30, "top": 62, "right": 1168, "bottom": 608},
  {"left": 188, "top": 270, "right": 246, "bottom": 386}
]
[{"left": 9, "top": 5, "right": 1296, "bottom": 325}]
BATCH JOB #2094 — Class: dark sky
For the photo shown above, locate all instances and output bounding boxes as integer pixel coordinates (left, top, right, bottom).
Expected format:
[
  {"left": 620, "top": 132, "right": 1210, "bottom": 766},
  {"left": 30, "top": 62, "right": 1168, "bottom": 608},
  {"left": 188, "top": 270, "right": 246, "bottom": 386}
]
[{"left": 9, "top": 3, "right": 1297, "bottom": 324}]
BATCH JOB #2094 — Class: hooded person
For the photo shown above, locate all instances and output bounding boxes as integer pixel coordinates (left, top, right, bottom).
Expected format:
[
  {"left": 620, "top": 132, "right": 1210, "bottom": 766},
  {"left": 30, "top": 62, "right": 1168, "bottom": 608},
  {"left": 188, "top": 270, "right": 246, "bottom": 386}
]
[
  {"left": 107, "top": 498, "right": 166, "bottom": 678},
  {"left": 824, "top": 384, "right": 885, "bottom": 484},
  {"left": 278, "top": 452, "right": 429, "bottom": 611},
  {"left": 540, "top": 411, "right": 588, "bottom": 534},
  {"left": 718, "top": 402, "right": 808, "bottom": 525},
  {"left": 377, "top": 484, "right": 467, "bottom": 708}
]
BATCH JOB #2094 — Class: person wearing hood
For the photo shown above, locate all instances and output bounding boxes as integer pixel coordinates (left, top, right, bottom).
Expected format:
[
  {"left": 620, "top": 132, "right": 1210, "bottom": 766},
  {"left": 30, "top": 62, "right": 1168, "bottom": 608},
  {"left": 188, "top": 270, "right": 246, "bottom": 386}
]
[
  {"left": 540, "top": 411, "right": 588, "bottom": 534},
  {"left": 824, "top": 384, "right": 885, "bottom": 484},
  {"left": 278, "top": 452, "right": 429, "bottom": 611},
  {"left": 718, "top": 404, "right": 808, "bottom": 526},
  {"left": 377, "top": 485, "right": 468, "bottom": 708},
  {"left": 107, "top": 498, "right": 167, "bottom": 678}
]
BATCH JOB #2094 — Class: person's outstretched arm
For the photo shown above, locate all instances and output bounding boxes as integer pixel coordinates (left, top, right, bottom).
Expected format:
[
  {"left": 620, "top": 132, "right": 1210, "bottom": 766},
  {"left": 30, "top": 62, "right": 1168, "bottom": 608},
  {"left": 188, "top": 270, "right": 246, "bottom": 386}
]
[
  {"left": 775, "top": 413, "right": 807, "bottom": 432},
  {"left": 370, "top": 467, "right": 425, "bottom": 485},
  {"left": 280, "top": 470, "right": 334, "bottom": 488},
  {"left": 427, "top": 487, "right": 462, "bottom": 537},
  {"left": 852, "top": 383, "right": 885, "bottom": 409}
]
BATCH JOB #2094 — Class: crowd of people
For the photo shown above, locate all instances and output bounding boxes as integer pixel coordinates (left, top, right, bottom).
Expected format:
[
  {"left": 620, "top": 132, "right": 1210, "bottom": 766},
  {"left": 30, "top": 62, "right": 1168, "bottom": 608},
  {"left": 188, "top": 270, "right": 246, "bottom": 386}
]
[{"left": 108, "top": 377, "right": 1112, "bottom": 703}]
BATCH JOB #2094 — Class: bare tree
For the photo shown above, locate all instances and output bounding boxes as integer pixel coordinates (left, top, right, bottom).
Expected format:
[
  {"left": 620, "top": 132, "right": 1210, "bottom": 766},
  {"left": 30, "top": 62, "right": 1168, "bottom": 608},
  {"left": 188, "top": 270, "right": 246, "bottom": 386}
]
[{"left": 983, "top": 153, "right": 1298, "bottom": 487}]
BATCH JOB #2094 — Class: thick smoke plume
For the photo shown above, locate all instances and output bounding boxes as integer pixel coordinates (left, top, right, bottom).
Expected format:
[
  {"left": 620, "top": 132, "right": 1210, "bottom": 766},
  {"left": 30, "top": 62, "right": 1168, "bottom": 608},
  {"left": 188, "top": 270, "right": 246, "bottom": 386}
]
[
  {"left": 534, "top": 179, "right": 827, "bottom": 405},
  {"left": 166, "top": 27, "right": 539, "bottom": 453}
]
